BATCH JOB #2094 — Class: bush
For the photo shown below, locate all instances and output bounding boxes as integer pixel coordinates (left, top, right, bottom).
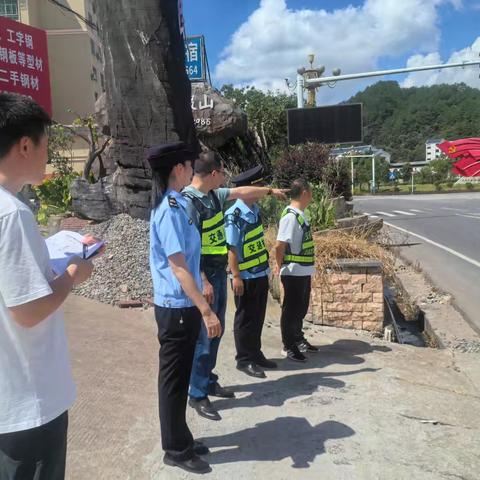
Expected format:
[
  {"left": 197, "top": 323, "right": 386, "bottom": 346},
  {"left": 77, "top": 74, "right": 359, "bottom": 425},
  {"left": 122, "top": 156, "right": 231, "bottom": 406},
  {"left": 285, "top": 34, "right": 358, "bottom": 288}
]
[
  {"left": 35, "top": 173, "right": 79, "bottom": 224},
  {"left": 306, "top": 183, "right": 336, "bottom": 231},
  {"left": 434, "top": 181, "right": 443, "bottom": 191},
  {"left": 273, "top": 143, "right": 351, "bottom": 200},
  {"left": 259, "top": 182, "right": 335, "bottom": 232},
  {"left": 465, "top": 182, "right": 474, "bottom": 191},
  {"left": 446, "top": 181, "right": 454, "bottom": 188},
  {"left": 258, "top": 195, "right": 286, "bottom": 227}
]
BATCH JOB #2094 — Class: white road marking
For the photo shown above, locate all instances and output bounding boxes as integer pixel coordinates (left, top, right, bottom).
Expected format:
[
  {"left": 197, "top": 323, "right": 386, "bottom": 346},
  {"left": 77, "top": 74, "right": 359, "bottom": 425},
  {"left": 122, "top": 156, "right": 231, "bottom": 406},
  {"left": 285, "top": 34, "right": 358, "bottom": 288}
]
[
  {"left": 376, "top": 211, "right": 396, "bottom": 217},
  {"left": 456, "top": 214, "right": 480, "bottom": 220},
  {"left": 409, "top": 209, "right": 424, "bottom": 213},
  {"left": 363, "top": 212, "right": 379, "bottom": 218},
  {"left": 393, "top": 210, "right": 416, "bottom": 216},
  {"left": 441, "top": 207, "right": 463, "bottom": 212},
  {"left": 384, "top": 222, "right": 480, "bottom": 269}
]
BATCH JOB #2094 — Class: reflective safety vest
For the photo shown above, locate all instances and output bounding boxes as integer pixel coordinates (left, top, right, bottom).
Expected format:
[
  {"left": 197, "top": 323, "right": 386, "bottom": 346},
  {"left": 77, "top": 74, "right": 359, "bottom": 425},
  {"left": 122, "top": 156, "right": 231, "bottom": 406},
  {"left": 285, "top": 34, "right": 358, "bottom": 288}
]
[
  {"left": 182, "top": 191, "right": 228, "bottom": 268},
  {"left": 235, "top": 209, "right": 269, "bottom": 273},
  {"left": 281, "top": 207, "right": 315, "bottom": 266}
]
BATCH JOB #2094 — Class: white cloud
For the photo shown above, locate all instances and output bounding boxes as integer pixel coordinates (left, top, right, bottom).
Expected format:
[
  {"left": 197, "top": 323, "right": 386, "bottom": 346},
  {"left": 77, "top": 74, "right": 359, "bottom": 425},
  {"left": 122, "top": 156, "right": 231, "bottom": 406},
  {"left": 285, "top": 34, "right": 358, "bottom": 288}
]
[
  {"left": 402, "top": 37, "right": 480, "bottom": 88},
  {"left": 214, "top": 0, "right": 470, "bottom": 102}
]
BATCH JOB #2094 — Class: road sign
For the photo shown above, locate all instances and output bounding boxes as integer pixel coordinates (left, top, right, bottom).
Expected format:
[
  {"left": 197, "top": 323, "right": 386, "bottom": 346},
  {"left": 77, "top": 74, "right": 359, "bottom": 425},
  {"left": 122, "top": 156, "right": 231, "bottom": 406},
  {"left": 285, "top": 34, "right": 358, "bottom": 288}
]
[
  {"left": 185, "top": 36, "right": 205, "bottom": 82},
  {"left": 388, "top": 171, "right": 397, "bottom": 181},
  {"left": 0, "top": 17, "right": 51, "bottom": 116}
]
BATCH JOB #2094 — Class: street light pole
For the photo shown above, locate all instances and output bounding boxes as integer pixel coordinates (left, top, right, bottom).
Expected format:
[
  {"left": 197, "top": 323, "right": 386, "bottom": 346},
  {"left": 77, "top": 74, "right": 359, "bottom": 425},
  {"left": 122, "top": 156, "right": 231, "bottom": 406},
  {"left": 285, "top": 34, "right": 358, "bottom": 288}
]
[
  {"left": 297, "top": 59, "right": 480, "bottom": 106},
  {"left": 371, "top": 155, "right": 376, "bottom": 194},
  {"left": 296, "top": 73, "right": 304, "bottom": 108}
]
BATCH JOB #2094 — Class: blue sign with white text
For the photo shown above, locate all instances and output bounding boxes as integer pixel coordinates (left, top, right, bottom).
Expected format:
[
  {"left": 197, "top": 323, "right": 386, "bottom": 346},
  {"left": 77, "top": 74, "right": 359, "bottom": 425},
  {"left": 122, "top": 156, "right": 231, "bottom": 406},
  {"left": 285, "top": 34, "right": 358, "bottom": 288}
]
[{"left": 185, "top": 36, "right": 205, "bottom": 82}]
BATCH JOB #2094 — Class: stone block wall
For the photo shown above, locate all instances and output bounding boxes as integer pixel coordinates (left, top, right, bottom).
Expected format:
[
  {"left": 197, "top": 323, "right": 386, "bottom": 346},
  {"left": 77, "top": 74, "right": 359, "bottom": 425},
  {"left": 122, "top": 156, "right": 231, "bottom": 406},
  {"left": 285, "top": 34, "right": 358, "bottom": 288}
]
[{"left": 306, "top": 260, "right": 384, "bottom": 333}]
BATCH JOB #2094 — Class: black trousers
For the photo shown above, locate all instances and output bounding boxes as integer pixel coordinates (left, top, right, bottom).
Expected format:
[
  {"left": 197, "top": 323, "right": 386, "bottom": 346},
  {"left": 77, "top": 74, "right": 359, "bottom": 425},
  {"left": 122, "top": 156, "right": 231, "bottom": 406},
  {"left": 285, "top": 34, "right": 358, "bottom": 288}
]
[
  {"left": 155, "top": 305, "right": 201, "bottom": 461},
  {"left": 0, "top": 411, "right": 68, "bottom": 480},
  {"left": 233, "top": 275, "right": 269, "bottom": 364},
  {"left": 281, "top": 275, "right": 311, "bottom": 349}
]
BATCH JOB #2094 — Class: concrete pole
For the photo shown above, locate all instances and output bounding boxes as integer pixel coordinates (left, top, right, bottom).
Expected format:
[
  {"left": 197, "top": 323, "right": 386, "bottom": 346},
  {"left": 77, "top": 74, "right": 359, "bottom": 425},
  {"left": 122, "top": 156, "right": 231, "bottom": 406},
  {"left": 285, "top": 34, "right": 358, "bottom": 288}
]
[
  {"left": 351, "top": 156, "right": 354, "bottom": 197},
  {"left": 411, "top": 170, "right": 415, "bottom": 194},
  {"left": 296, "top": 74, "right": 304, "bottom": 108},
  {"left": 371, "top": 155, "right": 376, "bottom": 194}
]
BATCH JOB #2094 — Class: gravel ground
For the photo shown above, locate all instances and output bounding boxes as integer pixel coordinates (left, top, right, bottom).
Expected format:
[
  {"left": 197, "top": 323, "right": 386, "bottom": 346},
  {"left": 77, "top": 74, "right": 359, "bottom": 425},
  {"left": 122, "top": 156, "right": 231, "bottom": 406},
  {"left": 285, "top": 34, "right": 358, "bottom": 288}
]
[{"left": 74, "top": 214, "right": 152, "bottom": 305}]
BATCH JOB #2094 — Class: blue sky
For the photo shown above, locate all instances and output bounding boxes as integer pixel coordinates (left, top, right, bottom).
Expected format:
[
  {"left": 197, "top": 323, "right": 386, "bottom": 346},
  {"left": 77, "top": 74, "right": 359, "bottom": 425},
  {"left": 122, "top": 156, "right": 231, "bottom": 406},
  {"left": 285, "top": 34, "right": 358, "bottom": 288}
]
[{"left": 183, "top": 0, "right": 480, "bottom": 102}]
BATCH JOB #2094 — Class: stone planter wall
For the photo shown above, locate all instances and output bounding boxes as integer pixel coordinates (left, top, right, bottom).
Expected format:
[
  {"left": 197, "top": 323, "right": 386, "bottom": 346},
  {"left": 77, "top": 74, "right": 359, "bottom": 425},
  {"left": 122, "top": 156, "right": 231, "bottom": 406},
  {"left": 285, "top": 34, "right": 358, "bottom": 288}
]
[
  {"left": 271, "top": 259, "right": 384, "bottom": 333},
  {"left": 307, "top": 260, "right": 384, "bottom": 332}
]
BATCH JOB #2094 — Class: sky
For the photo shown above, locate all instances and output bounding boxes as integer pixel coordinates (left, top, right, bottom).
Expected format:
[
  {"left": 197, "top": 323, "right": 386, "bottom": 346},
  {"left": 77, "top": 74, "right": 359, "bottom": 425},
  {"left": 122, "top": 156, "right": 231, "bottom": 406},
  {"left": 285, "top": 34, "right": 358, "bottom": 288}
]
[{"left": 182, "top": 0, "right": 480, "bottom": 103}]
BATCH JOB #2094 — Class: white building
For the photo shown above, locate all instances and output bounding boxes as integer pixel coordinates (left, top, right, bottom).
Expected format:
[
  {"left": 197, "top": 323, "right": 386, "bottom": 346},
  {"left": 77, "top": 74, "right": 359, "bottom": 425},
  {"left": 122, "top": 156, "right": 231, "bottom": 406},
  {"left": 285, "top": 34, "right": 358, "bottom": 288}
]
[{"left": 425, "top": 138, "right": 445, "bottom": 163}]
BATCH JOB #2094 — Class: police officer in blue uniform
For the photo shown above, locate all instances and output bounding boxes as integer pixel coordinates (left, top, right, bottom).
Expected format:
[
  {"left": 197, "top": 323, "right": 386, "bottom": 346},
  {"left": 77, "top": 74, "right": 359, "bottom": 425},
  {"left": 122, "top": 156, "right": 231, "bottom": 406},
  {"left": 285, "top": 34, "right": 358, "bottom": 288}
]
[
  {"left": 225, "top": 166, "right": 278, "bottom": 378},
  {"left": 148, "top": 142, "right": 222, "bottom": 475}
]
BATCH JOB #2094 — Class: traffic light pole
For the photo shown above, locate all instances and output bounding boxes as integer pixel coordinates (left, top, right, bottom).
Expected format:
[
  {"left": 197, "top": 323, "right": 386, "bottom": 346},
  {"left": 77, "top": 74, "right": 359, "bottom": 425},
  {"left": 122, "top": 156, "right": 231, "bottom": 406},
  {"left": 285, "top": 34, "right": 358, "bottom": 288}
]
[{"left": 297, "top": 59, "right": 480, "bottom": 106}]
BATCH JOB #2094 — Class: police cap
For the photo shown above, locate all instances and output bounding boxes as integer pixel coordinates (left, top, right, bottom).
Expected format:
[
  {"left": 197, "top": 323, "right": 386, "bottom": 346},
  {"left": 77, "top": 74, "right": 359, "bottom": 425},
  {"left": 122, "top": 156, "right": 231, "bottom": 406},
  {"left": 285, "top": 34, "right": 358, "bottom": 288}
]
[
  {"left": 231, "top": 165, "right": 265, "bottom": 187},
  {"left": 147, "top": 141, "right": 197, "bottom": 170}
]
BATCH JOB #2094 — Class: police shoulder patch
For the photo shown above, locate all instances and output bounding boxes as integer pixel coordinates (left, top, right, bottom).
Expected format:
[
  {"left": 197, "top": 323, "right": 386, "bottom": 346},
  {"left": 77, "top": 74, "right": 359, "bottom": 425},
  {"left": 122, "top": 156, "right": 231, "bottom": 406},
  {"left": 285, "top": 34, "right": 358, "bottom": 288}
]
[
  {"left": 168, "top": 196, "right": 179, "bottom": 208},
  {"left": 234, "top": 208, "right": 241, "bottom": 217}
]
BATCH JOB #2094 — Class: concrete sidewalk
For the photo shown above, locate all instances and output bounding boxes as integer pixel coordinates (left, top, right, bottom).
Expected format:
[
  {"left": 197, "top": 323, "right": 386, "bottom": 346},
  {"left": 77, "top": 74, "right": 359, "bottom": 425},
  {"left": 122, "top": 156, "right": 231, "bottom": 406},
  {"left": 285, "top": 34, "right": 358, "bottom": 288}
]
[{"left": 64, "top": 293, "right": 480, "bottom": 480}]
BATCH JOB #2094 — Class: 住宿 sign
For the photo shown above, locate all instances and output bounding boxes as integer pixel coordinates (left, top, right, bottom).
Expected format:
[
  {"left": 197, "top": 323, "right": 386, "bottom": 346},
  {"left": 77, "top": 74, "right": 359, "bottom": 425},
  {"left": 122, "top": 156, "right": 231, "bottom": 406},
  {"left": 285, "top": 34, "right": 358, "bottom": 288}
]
[
  {"left": 185, "top": 36, "right": 205, "bottom": 82},
  {"left": 0, "top": 17, "right": 51, "bottom": 116}
]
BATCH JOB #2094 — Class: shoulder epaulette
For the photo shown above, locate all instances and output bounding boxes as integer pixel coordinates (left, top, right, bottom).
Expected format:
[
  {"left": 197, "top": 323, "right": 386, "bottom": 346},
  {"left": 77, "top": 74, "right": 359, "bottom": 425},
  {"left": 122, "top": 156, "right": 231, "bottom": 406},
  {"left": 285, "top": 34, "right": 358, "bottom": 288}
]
[{"left": 168, "top": 196, "right": 179, "bottom": 208}]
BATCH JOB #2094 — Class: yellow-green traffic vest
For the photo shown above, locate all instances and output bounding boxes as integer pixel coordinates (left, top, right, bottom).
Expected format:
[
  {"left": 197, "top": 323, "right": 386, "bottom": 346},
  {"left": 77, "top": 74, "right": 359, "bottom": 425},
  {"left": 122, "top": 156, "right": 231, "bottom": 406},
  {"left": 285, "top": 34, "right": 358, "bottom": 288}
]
[
  {"left": 183, "top": 191, "right": 228, "bottom": 268},
  {"left": 281, "top": 207, "right": 315, "bottom": 266},
  {"left": 234, "top": 209, "right": 269, "bottom": 273}
]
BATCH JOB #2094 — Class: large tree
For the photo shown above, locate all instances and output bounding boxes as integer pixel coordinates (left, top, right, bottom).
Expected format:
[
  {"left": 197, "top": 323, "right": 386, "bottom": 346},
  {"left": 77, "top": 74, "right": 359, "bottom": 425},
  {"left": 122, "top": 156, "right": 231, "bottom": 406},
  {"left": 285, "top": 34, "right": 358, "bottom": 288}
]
[{"left": 72, "top": 0, "right": 198, "bottom": 220}]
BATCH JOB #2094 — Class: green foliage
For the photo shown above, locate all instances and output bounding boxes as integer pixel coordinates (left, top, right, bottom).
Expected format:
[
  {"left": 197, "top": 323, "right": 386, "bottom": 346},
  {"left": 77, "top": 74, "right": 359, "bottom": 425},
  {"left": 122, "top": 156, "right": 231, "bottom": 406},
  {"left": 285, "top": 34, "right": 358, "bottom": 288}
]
[
  {"left": 258, "top": 195, "right": 286, "bottom": 227},
  {"left": 399, "top": 162, "right": 412, "bottom": 182},
  {"left": 273, "top": 142, "right": 351, "bottom": 200},
  {"left": 220, "top": 85, "right": 296, "bottom": 153},
  {"left": 466, "top": 182, "right": 474, "bottom": 191},
  {"left": 258, "top": 183, "right": 335, "bottom": 232},
  {"left": 353, "top": 155, "right": 390, "bottom": 192},
  {"left": 306, "top": 184, "right": 336, "bottom": 231},
  {"left": 348, "top": 81, "right": 480, "bottom": 162},
  {"left": 47, "top": 124, "right": 74, "bottom": 176},
  {"left": 35, "top": 123, "right": 78, "bottom": 224}
]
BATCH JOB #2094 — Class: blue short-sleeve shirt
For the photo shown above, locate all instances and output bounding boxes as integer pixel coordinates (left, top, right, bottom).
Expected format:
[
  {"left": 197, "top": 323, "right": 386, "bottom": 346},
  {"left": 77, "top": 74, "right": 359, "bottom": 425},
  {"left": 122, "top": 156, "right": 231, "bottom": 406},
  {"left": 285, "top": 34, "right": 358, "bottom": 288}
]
[
  {"left": 225, "top": 199, "right": 270, "bottom": 280},
  {"left": 150, "top": 189, "right": 202, "bottom": 308}
]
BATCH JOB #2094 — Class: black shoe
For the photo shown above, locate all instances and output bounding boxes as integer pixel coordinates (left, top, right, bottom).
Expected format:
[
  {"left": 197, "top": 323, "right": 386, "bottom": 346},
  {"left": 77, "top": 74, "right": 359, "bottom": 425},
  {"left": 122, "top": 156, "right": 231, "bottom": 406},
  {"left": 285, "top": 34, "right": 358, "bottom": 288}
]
[
  {"left": 194, "top": 440, "right": 210, "bottom": 456},
  {"left": 297, "top": 340, "right": 319, "bottom": 353},
  {"left": 256, "top": 357, "right": 278, "bottom": 369},
  {"left": 236, "top": 362, "right": 266, "bottom": 378},
  {"left": 210, "top": 382, "right": 235, "bottom": 398},
  {"left": 188, "top": 397, "right": 221, "bottom": 421},
  {"left": 285, "top": 345, "right": 307, "bottom": 363},
  {"left": 164, "top": 453, "right": 211, "bottom": 474}
]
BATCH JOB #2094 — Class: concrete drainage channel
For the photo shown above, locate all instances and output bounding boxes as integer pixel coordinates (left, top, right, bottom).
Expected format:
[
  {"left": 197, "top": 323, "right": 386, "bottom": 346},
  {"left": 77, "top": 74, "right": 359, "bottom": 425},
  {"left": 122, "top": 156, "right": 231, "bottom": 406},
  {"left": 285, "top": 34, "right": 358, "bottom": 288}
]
[{"left": 384, "top": 285, "right": 427, "bottom": 347}]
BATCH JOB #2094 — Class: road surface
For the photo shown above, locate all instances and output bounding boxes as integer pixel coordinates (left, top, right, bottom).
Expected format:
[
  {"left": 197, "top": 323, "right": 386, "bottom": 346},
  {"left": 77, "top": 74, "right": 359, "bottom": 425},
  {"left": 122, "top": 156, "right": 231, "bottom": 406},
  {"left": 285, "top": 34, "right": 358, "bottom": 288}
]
[{"left": 354, "top": 193, "right": 480, "bottom": 333}]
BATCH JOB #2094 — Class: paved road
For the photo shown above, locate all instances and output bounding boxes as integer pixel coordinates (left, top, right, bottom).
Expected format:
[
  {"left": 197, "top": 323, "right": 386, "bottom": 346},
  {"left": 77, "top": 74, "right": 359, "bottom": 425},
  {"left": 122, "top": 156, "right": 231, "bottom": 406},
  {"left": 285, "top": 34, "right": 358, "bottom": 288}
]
[
  {"left": 354, "top": 193, "right": 480, "bottom": 333},
  {"left": 64, "top": 294, "right": 480, "bottom": 479}
]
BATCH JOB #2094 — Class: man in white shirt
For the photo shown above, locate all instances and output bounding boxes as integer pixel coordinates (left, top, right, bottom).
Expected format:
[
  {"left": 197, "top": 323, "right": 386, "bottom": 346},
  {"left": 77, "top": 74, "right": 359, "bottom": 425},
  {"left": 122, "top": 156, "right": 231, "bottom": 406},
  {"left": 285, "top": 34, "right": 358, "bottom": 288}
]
[
  {"left": 0, "top": 93, "right": 95, "bottom": 480},
  {"left": 275, "top": 179, "right": 319, "bottom": 362}
]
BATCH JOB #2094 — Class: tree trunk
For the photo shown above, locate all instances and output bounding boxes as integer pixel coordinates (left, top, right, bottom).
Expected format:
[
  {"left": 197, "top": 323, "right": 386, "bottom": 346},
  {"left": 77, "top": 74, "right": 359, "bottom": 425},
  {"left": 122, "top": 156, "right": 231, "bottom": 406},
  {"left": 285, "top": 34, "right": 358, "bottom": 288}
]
[{"left": 80, "top": 0, "right": 198, "bottom": 220}]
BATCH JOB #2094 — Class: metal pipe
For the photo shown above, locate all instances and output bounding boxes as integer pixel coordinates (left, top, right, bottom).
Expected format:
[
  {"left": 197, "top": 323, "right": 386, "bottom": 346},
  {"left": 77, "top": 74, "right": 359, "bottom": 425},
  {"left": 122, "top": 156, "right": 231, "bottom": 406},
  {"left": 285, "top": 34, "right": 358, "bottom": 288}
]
[{"left": 303, "top": 60, "right": 480, "bottom": 87}]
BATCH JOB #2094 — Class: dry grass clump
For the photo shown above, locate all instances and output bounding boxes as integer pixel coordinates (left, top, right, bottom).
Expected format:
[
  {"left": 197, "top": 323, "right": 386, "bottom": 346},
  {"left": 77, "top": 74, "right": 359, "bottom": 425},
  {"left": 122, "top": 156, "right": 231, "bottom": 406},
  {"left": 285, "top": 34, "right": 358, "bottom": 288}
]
[{"left": 264, "top": 226, "right": 395, "bottom": 281}]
